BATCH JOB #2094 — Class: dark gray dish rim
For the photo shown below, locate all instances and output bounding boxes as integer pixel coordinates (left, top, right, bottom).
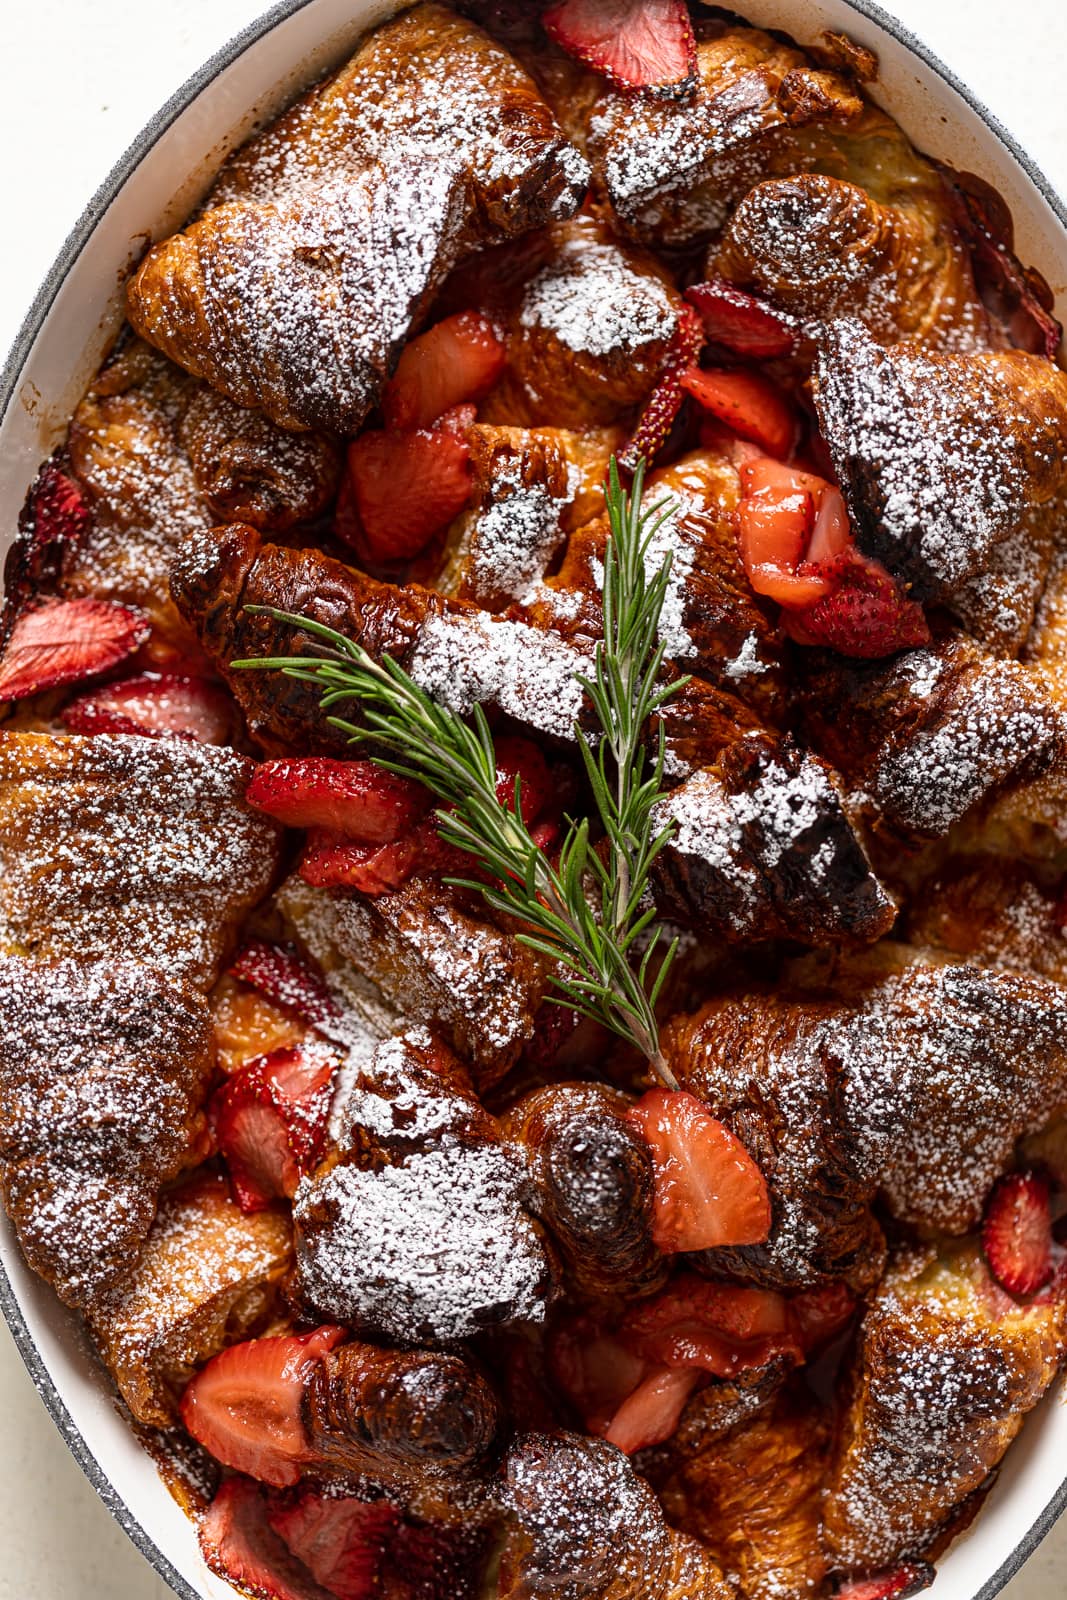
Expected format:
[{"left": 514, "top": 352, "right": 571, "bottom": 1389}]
[{"left": 1, "top": 1, "right": 1065, "bottom": 1596}]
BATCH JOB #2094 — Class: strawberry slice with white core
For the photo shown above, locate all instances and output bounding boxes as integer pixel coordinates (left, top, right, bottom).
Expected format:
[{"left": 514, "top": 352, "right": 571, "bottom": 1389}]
[
  {"left": 685, "top": 280, "right": 797, "bottom": 359},
  {"left": 268, "top": 1491, "right": 400, "bottom": 1600},
  {"left": 200, "top": 1478, "right": 338, "bottom": 1600},
  {"left": 213, "top": 1042, "right": 338, "bottom": 1211},
  {"left": 61, "top": 671, "right": 235, "bottom": 744},
  {"left": 602, "top": 1365, "right": 701, "bottom": 1455},
  {"left": 543, "top": 0, "right": 697, "bottom": 89},
  {"left": 229, "top": 941, "right": 344, "bottom": 1038},
  {"left": 182, "top": 1326, "right": 346, "bottom": 1486},
  {"left": 981, "top": 1170, "right": 1053, "bottom": 1297},
  {"left": 681, "top": 367, "right": 797, "bottom": 460},
  {"left": 0, "top": 596, "right": 150, "bottom": 702},
  {"left": 834, "top": 1563, "right": 935, "bottom": 1600},
  {"left": 382, "top": 312, "right": 506, "bottom": 431},
  {"left": 626, "top": 1089, "right": 771, "bottom": 1252},
  {"left": 246, "top": 757, "right": 430, "bottom": 841},
  {"left": 346, "top": 424, "right": 473, "bottom": 565}
]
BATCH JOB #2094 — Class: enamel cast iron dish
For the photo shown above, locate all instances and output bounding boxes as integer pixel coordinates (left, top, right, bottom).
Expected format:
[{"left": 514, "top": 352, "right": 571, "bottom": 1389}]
[{"left": 0, "top": 2, "right": 1066, "bottom": 1599}]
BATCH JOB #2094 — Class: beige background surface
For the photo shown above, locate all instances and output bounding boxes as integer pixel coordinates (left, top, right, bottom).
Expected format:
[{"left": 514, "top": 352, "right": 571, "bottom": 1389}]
[{"left": 1, "top": 0, "right": 1066, "bottom": 1594}]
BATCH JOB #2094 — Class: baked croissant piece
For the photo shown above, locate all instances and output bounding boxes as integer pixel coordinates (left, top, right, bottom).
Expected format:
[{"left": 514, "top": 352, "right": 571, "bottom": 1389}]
[
  {"left": 127, "top": 4, "right": 588, "bottom": 433},
  {"left": 823, "top": 1241, "right": 1066, "bottom": 1570},
  {"left": 813, "top": 318, "right": 1067, "bottom": 602},
  {"left": 0, "top": 956, "right": 214, "bottom": 1308},
  {"left": 902, "top": 857, "right": 1067, "bottom": 987},
  {"left": 0, "top": 732, "right": 280, "bottom": 988}
]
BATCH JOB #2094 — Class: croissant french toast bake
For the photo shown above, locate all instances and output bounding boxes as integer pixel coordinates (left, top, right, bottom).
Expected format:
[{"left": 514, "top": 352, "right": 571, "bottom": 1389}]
[{"left": 4, "top": 3, "right": 1067, "bottom": 1598}]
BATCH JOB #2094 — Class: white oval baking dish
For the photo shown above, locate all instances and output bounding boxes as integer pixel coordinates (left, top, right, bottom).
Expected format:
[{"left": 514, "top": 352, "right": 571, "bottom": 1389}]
[{"left": 0, "top": 3, "right": 1064, "bottom": 1597}]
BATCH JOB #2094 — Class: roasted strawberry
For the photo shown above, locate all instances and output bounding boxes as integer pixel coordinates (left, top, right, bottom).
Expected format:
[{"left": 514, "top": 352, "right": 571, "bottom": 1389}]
[
  {"left": 213, "top": 1043, "right": 339, "bottom": 1211},
  {"left": 786, "top": 1281, "right": 857, "bottom": 1356},
  {"left": 602, "top": 1364, "right": 701, "bottom": 1454},
  {"left": 229, "top": 941, "right": 344, "bottom": 1038},
  {"left": 681, "top": 366, "right": 797, "bottom": 460},
  {"left": 269, "top": 1490, "right": 399, "bottom": 1600},
  {"left": 494, "top": 735, "right": 553, "bottom": 824},
  {"left": 382, "top": 312, "right": 506, "bottom": 431},
  {"left": 61, "top": 671, "right": 235, "bottom": 744},
  {"left": 981, "top": 1170, "right": 1054, "bottom": 1297},
  {"left": 346, "top": 426, "right": 473, "bottom": 565},
  {"left": 622, "top": 1275, "right": 800, "bottom": 1378},
  {"left": 834, "top": 1563, "right": 935, "bottom": 1600},
  {"left": 5, "top": 458, "right": 92, "bottom": 643},
  {"left": 781, "top": 551, "right": 931, "bottom": 658},
  {"left": 542, "top": 0, "right": 697, "bottom": 90},
  {"left": 685, "top": 280, "right": 797, "bottom": 359},
  {"left": 0, "top": 596, "right": 150, "bottom": 702},
  {"left": 182, "top": 1327, "right": 346, "bottom": 1486},
  {"left": 246, "top": 757, "right": 430, "bottom": 841},
  {"left": 737, "top": 487, "right": 833, "bottom": 606},
  {"left": 626, "top": 1089, "right": 771, "bottom": 1252},
  {"left": 551, "top": 1318, "right": 650, "bottom": 1437},
  {"left": 200, "top": 1477, "right": 336, "bottom": 1600},
  {"left": 618, "top": 304, "right": 705, "bottom": 472},
  {"left": 299, "top": 829, "right": 423, "bottom": 896}
]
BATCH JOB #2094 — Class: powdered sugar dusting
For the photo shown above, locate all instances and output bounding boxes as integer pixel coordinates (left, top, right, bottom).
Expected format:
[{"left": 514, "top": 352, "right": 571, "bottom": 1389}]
[{"left": 518, "top": 237, "right": 676, "bottom": 358}]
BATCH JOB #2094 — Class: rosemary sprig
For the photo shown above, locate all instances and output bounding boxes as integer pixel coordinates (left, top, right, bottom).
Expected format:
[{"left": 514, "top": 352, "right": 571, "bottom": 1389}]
[{"left": 231, "top": 458, "right": 687, "bottom": 1086}]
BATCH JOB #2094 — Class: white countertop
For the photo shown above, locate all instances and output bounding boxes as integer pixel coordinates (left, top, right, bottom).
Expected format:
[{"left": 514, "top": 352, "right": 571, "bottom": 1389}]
[{"left": 2, "top": 1, "right": 1066, "bottom": 1595}]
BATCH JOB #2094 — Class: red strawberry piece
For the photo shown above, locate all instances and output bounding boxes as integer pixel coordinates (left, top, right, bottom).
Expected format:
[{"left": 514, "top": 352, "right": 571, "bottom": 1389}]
[
  {"left": 737, "top": 485, "right": 830, "bottom": 607},
  {"left": 834, "top": 1562, "right": 935, "bottom": 1600},
  {"left": 626, "top": 1089, "right": 771, "bottom": 1252},
  {"left": 4, "top": 459, "right": 93, "bottom": 644},
  {"left": 181, "top": 1327, "right": 346, "bottom": 1486},
  {"left": 786, "top": 1281, "right": 856, "bottom": 1356},
  {"left": 213, "top": 1043, "right": 339, "bottom": 1212},
  {"left": 346, "top": 426, "right": 473, "bottom": 565},
  {"left": 618, "top": 303, "right": 705, "bottom": 472},
  {"left": 229, "top": 941, "right": 344, "bottom": 1037},
  {"left": 681, "top": 366, "right": 797, "bottom": 460},
  {"left": 494, "top": 735, "right": 553, "bottom": 824},
  {"left": 621, "top": 1275, "right": 798, "bottom": 1376},
  {"left": 551, "top": 1318, "right": 651, "bottom": 1436},
  {"left": 200, "top": 1478, "right": 337, "bottom": 1600},
  {"left": 542, "top": 0, "right": 697, "bottom": 90},
  {"left": 781, "top": 551, "right": 931, "bottom": 658},
  {"left": 739, "top": 456, "right": 829, "bottom": 502},
  {"left": 685, "top": 280, "right": 797, "bottom": 359},
  {"left": 246, "top": 757, "right": 430, "bottom": 841},
  {"left": 437, "top": 402, "right": 479, "bottom": 439},
  {"left": 602, "top": 1364, "right": 701, "bottom": 1454},
  {"left": 268, "top": 1490, "right": 399, "bottom": 1600},
  {"left": 60, "top": 671, "right": 235, "bottom": 744},
  {"left": 0, "top": 596, "right": 150, "bottom": 702},
  {"left": 382, "top": 312, "right": 506, "bottom": 431},
  {"left": 299, "top": 829, "right": 424, "bottom": 897},
  {"left": 806, "top": 485, "right": 852, "bottom": 566},
  {"left": 981, "top": 1170, "right": 1053, "bottom": 1297}
]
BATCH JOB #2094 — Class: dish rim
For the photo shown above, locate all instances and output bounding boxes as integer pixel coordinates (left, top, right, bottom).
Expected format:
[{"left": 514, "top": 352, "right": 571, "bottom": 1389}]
[{"left": 0, "top": 2, "right": 1065, "bottom": 1596}]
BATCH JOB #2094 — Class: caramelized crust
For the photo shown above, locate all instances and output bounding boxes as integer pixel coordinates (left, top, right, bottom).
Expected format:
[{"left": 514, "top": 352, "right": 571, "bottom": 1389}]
[
  {"left": 902, "top": 859, "right": 1067, "bottom": 986},
  {"left": 0, "top": 957, "right": 214, "bottom": 1308},
  {"left": 86, "top": 1171, "right": 291, "bottom": 1426},
  {"left": 127, "top": 5, "right": 587, "bottom": 432},
  {"left": 0, "top": 732, "right": 280, "bottom": 988},
  {"left": 824, "top": 1243, "right": 1066, "bottom": 1569}
]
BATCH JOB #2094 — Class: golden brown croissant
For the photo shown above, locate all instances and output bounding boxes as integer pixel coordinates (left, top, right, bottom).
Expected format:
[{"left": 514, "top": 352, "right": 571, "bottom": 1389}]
[
  {"left": 657, "top": 1387, "right": 830, "bottom": 1600},
  {"left": 498, "top": 1431, "right": 735, "bottom": 1600},
  {"left": 813, "top": 319, "right": 1067, "bottom": 601},
  {"left": 86, "top": 1171, "right": 292, "bottom": 1426},
  {"left": 823, "top": 1241, "right": 1066, "bottom": 1570},
  {"left": 0, "top": 956, "right": 214, "bottom": 1309},
  {"left": 127, "top": 5, "right": 588, "bottom": 434},
  {"left": 0, "top": 732, "right": 280, "bottom": 989},
  {"left": 902, "top": 857, "right": 1067, "bottom": 986}
]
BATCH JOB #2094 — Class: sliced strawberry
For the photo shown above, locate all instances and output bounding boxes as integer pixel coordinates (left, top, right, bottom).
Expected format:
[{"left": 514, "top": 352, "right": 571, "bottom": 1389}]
[
  {"left": 200, "top": 1478, "right": 337, "bottom": 1600},
  {"left": 681, "top": 367, "right": 797, "bottom": 460},
  {"left": 382, "top": 312, "right": 505, "bottom": 432},
  {"left": 181, "top": 1327, "right": 346, "bottom": 1487},
  {"left": 0, "top": 596, "right": 149, "bottom": 702},
  {"left": 299, "top": 829, "right": 424, "bottom": 896},
  {"left": 5, "top": 458, "right": 92, "bottom": 644},
  {"left": 542, "top": 0, "right": 697, "bottom": 90},
  {"left": 621, "top": 1275, "right": 799, "bottom": 1379},
  {"left": 603, "top": 1365, "right": 701, "bottom": 1455},
  {"left": 60, "top": 671, "right": 235, "bottom": 744},
  {"left": 626, "top": 1089, "right": 771, "bottom": 1253},
  {"left": 494, "top": 735, "right": 552, "bottom": 824},
  {"left": 781, "top": 551, "right": 930, "bottom": 658},
  {"left": 981, "top": 1170, "right": 1053, "bottom": 1297},
  {"left": 685, "top": 280, "right": 797, "bottom": 359},
  {"left": 834, "top": 1563, "right": 935, "bottom": 1600},
  {"left": 213, "top": 1043, "right": 338, "bottom": 1211},
  {"left": 246, "top": 757, "right": 430, "bottom": 841},
  {"left": 806, "top": 485, "right": 852, "bottom": 565},
  {"left": 551, "top": 1318, "right": 651, "bottom": 1436},
  {"left": 787, "top": 1281, "right": 856, "bottom": 1356},
  {"left": 347, "top": 426, "right": 472, "bottom": 565},
  {"left": 268, "top": 1490, "right": 399, "bottom": 1600},
  {"left": 618, "top": 303, "right": 705, "bottom": 472},
  {"left": 229, "top": 941, "right": 344, "bottom": 1037},
  {"left": 739, "top": 457, "right": 829, "bottom": 502}
]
